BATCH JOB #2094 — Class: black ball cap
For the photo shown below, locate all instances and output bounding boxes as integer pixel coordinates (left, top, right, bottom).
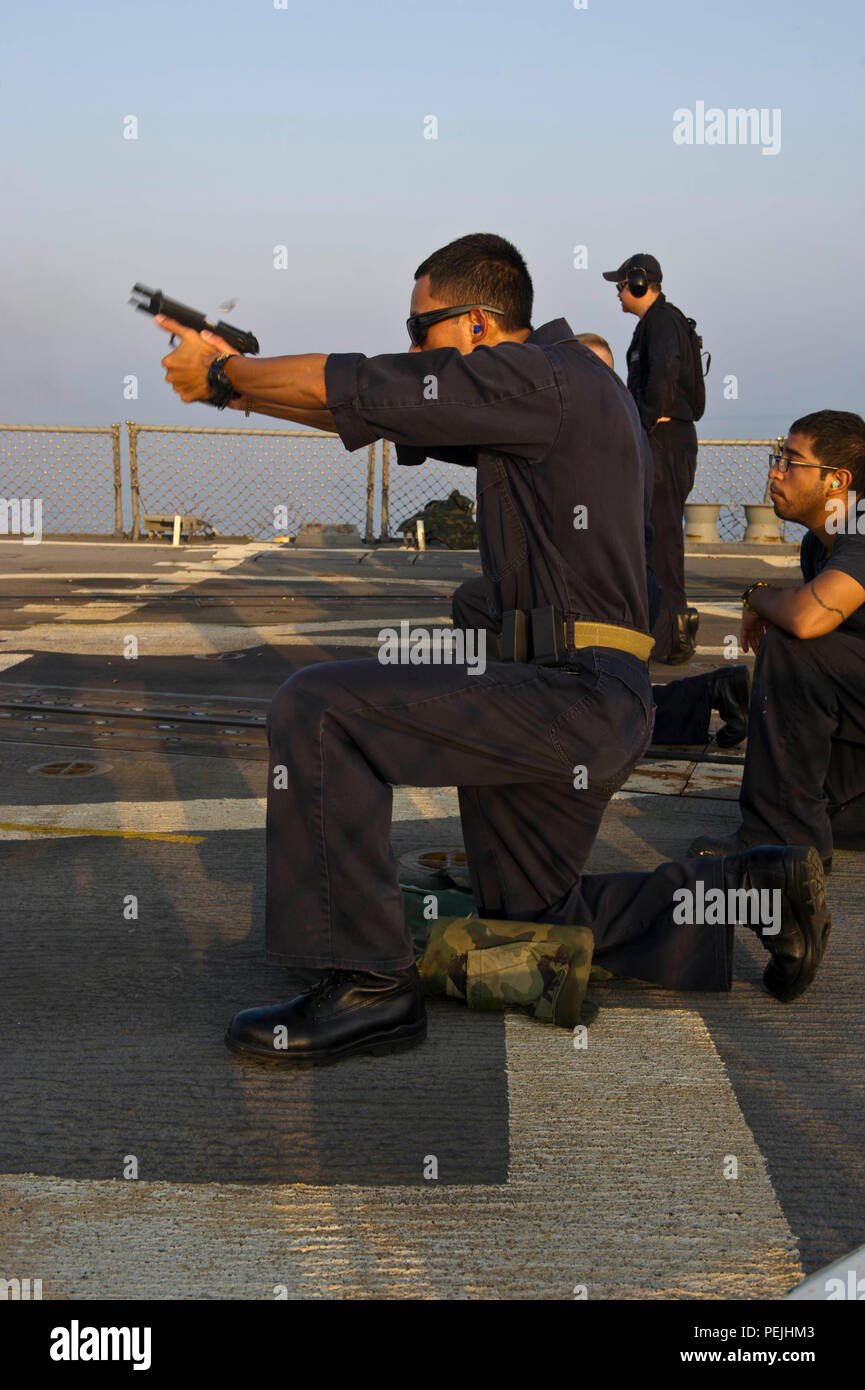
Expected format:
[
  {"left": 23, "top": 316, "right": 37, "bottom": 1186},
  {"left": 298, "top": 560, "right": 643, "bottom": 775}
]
[{"left": 602, "top": 253, "right": 663, "bottom": 283}]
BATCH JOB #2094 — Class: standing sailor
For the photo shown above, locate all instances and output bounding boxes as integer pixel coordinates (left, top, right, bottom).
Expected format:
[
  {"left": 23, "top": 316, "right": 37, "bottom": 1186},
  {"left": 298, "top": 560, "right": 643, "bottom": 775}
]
[{"left": 603, "top": 253, "right": 704, "bottom": 664}]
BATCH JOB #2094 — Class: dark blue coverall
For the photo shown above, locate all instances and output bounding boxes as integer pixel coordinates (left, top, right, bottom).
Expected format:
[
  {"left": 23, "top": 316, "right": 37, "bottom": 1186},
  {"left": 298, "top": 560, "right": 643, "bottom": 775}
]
[
  {"left": 265, "top": 320, "right": 733, "bottom": 989},
  {"left": 737, "top": 528, "right": 865, "bottom": 862},
  {"left": 451, "top": 573, "right": 720, "bottom": 747},
  {"left": 626, "top": 294, "right": 700, "bottom": 659}
]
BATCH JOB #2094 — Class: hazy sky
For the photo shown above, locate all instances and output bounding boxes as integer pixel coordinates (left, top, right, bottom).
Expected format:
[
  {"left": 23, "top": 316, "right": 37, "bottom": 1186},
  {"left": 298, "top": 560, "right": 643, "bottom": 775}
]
[{"left": 2, "top": 0, "right": 863, "bottom": 437}]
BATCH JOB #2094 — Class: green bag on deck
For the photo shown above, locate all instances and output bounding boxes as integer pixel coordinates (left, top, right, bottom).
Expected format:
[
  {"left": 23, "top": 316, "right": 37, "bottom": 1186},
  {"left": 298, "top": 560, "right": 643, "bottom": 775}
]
[
  {"left": 418, "top": 914, "right": 598, "bottom": 1028},
  {"left": 402, "top": 884, "right": 477, "bottom": 960},
  {"left": 398, "top": 490, "right": 478, "bottom": 550}
]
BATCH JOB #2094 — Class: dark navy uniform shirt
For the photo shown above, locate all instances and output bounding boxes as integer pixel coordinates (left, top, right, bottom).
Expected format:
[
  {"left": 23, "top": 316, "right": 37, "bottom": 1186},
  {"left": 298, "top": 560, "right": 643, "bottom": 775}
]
[
  {"left": 325, "top": 318, "right": 651, "bottom": 642},
  {"left": 801, "top": 529, "right": 865, "bottom": 639},
  {"left": 626, "top": 292, "right": 699, "bottom": 432}
]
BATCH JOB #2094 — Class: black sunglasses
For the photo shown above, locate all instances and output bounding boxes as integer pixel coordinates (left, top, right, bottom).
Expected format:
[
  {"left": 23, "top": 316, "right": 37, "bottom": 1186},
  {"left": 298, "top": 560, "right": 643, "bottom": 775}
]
[{"left": 406, "top": 304, "right": 504, "bottom": 347}]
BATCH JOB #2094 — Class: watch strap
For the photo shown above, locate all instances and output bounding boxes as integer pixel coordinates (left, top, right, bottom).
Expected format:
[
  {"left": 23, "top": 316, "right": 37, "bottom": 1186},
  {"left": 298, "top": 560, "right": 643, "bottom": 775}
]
[
  {"left": 206, "top": 353, "right": 241, "bottom": 409},
  {"left": 741, "top": 581, "right": 771, "bottom": 613}
]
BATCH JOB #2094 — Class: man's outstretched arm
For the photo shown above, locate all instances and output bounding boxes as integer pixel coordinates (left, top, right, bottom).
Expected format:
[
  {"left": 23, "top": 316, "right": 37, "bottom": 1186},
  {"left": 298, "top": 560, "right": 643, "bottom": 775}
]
[
  {"left": 156, "top": 316, "right": 332, "bottom": 425},
  {"left": 226, "top": 398, "right": 337, "bottom": 430},
  {"left": 156, "top": 314, "right": 561, "bottom": 460},
  {"left": 223, "top": 353, "right": 330, "bottom": 418}
]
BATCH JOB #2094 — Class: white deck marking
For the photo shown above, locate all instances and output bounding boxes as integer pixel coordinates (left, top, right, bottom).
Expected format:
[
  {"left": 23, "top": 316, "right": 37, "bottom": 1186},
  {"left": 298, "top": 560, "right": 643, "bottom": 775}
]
[
  {"left": 0, "top": 765, "right": 741, "bottom": 840},
  {"left": 0, "top": 788, "right": 459, "bottom": 839},
  {"left": 0, "top": 1011, "right": 801, "bottom": 1298},
  {"left": 786, "top": 1242, "right": 865, "bottom": 1300},
  {"left": 3, "top": 613, "right": 451, "bottom": 631}
]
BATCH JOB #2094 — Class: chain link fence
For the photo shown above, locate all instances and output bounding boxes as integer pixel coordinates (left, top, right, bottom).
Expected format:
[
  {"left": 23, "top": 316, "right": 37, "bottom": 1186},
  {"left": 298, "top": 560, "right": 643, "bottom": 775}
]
[
  {"left": 127, "top": 423, "right": 375, "bottom": 542},
  {"left": 0, "top": 425, "right": 122, "bottom": 536},
  {"left": 0, "top": 423, "right": 803, "bottom": 544},
  {"left": 379, "top": 440, "right": 479, "bottom": 542},
  {"left": 382, "top": 437, "right": 804, "bottom": 545},
  {"left": 690, "top": 439, "right": 802, "bottom": 543}
]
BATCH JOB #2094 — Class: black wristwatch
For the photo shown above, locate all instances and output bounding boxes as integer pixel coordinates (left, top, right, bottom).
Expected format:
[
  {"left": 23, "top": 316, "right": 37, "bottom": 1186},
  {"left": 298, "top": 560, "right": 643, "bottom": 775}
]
[{"left": 206, "top": 353, "right": 241, "bottom": 409}]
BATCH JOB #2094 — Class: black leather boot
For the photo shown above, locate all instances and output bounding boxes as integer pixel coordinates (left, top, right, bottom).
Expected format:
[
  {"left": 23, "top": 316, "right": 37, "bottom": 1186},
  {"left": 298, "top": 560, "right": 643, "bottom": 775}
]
[
  {"left": 707, "top": 665, "right": 750, "bottom": 747},
  {"left": 665, "top": 607, "right": 700, "bottom": 665},
  {"left": 722, "top": 845, "right": 832, "bottom": 1002},
  {"left": 225, "top": 964, "right": 427, "bottom": 1066},
  {"left": 688, "top": 827, "right": 832, "bottom": 874}
]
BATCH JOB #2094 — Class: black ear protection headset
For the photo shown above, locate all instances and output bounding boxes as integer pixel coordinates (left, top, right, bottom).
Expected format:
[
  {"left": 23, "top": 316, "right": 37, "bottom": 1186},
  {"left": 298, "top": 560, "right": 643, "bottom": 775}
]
[{"left": 625, "top": 264, "right": 649, "bottom": 298}]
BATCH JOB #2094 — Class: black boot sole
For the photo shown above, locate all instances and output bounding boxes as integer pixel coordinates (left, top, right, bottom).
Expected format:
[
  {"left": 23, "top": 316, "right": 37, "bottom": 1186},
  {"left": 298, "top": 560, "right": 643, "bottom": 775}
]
[
  {"left": 224, "top": 1017, "right": 428, "bottom": 1067},
  {"left": 763, "top": 847, "right": 832, "bottom": 1003}
]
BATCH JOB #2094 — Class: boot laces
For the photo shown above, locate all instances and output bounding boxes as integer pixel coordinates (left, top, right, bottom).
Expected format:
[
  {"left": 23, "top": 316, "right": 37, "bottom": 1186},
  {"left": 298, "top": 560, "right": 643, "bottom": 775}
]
[{"left": 309, "top": 969, "right": 355, "bottom": 1006}]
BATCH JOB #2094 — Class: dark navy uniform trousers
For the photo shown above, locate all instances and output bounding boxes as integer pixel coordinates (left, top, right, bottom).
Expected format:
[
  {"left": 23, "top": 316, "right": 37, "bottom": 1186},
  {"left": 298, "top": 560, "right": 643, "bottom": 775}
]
[
  {"left": 651, "top": 673, "right": 716, "bottom": 745},
  {"left": 264, "top": 608, "right": 734, "bottom": 992},
  {"left": 452, "top": 575, "right": 717, "bottom": 747},
  {"left": 648, "top": 420, "right": 699, "bottom": 660},
  {"left": 740, "top": 624, "right": 865, "bottom": 862}
]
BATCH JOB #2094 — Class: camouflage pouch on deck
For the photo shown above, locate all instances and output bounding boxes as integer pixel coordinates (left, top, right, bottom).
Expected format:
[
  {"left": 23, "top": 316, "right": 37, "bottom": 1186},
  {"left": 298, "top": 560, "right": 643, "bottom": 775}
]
[
  {"left": 419, "top": 915, "right": 598, "bottom": 1027},
  {"left": 402, "top": 885, "right": 477, "bottom": 961},
  {"left": 398, "top": 489, "right": 478, "bottom": 550}
]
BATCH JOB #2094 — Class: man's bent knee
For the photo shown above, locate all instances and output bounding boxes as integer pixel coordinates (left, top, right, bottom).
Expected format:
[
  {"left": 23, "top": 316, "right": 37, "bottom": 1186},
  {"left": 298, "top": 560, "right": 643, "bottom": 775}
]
[{"left": 269, "top": 661, "right": 341, "bottom": 734}]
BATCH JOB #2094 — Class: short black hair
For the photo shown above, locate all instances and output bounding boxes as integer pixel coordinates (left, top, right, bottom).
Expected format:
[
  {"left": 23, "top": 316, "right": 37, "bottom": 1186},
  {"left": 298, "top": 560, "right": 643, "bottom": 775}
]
[
  {"left": 788, "top": 410, "right": 865, "bottom": 494},
  {"left": 414, "top": 233, "right": 533, "bottom": 332}
]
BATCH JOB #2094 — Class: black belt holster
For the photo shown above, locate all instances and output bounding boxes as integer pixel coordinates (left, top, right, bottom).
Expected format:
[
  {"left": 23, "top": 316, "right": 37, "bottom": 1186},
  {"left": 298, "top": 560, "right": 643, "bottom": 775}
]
[{"left": 501, "top": 606, "right": 565, "bottom": 666}]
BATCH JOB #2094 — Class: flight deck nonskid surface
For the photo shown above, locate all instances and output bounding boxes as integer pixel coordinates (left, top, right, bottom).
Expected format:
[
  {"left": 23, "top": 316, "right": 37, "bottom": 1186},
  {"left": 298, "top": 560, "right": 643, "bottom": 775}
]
[{"left": 0, "top": 537, "right": 861, "bottom": 1298}]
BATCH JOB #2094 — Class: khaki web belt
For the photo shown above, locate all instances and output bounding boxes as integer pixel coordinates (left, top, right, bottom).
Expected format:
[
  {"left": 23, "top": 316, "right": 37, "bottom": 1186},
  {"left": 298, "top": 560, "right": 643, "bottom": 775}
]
[
  {"left": 501, "top": 607, "right": 654, "bottom": 665},
  {"left": 568, "top": 621, "right": 654, "bottom": 662}
]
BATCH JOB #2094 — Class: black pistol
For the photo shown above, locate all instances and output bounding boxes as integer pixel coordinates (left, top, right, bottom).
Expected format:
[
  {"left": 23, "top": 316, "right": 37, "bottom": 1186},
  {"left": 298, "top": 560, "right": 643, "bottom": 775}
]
[{"left": 129, "top": 284, "right": 260, "bottom": 355}]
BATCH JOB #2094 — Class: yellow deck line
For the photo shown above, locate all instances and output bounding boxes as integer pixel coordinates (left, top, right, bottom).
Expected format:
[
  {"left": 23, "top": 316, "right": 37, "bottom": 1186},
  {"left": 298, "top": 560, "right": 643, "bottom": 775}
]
[{"left": 0, "top": 820, "right": 205, "bottom": 842}]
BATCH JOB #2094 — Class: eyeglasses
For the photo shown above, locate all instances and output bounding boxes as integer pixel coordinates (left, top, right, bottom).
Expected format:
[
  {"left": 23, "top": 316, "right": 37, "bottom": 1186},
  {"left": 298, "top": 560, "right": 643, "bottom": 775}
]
[
  {"left": 616, "top": 280, "right": 628, "bottom": 293},
  {"left": 769, "top": 452, "right": 834, "bottom": 474},
  {"left": 406, "top": 304, "right": 504, "bottom": 348}
]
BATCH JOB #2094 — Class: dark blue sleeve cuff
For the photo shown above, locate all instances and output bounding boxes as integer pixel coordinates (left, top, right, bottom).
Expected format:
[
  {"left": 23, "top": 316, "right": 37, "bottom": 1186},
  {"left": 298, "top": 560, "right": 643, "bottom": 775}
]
[
  {"left": 395, "top": 445, "right": 429, "bottom": 467},
  {"left": 324, "top": 352, "right": 380, "bottom": 453}
]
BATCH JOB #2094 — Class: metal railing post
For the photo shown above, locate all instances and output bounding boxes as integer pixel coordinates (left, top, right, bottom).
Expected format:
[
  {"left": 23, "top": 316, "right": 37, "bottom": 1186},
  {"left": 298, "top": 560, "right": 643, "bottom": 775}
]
[
  {"left": 380, "top": 438, "right": 390, "bottom": 542},
  {"left": 127, "top": 420, "right": 141, "bottom": 541},
  {"left": 111, "top": 424, "right": 123, "bottom": 536},
  {"left": 363, "top": 442, "right": 376, "bottom": 544}
]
